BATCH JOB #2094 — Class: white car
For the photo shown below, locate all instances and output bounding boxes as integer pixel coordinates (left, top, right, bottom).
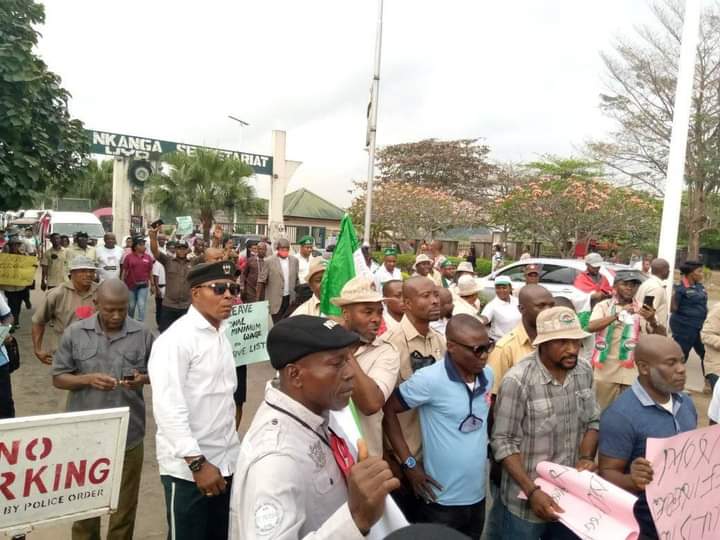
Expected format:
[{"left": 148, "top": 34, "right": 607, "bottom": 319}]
[{"left": 478, "top": 257, "right": 636, "bottom": 310}]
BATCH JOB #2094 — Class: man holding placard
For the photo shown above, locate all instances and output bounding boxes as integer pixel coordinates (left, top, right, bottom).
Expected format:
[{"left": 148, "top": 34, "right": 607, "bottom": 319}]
[
  {"left": 490, "top": 306, "right": 599, "bottom": 539},
  {"left": 598, "top": 335, "right": 696, "bottom": 540}
]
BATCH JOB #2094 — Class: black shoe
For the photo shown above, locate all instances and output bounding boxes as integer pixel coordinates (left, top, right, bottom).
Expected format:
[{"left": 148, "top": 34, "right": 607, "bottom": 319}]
[{"left": 24, "top": 300, "right": 31, "bottom": 309}]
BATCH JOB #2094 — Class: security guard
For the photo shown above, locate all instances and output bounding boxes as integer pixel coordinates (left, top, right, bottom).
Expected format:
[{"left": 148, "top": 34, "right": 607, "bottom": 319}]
[
  {"left": 229, "top": 315, "right": 400, "bottom": 539},
  {"left": 296, "top": 235, "right": 315, "bottom": 283}
]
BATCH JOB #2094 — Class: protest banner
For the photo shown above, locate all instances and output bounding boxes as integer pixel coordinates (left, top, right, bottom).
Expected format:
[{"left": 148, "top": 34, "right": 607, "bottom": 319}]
[
  {"left": 518, "top": 461, "right": 639, "bottom": 540},
  {"left": 0, "top": 254, "right": 38, "bottom": 287},
  {"left": 645, "top": 424, "right": 720, "bottom": 540},
  {"left": 225, "top": 301, "right": 270, "bottom": 366},
  {"left": 0, "top": 408, "right": 129, "bottom": 536},
  {"left": 175, "top": 216, "right": 193, "bottom": 237}
]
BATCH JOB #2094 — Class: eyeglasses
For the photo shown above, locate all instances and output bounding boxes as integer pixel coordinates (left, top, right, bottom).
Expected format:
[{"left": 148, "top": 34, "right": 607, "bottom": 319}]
[
  {"left": 197, "top": 282, "right": 241, "bottom": 296},
  {"left": 452, "top": 339, "right": 495, "bottom": 356}
]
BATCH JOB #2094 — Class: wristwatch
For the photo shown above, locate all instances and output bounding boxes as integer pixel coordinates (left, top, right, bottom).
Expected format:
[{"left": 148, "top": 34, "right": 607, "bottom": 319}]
[
  {"left": 187, "top": 456, "right": 206, "bottom": 473},
  {"left": 401, "top": 456, "right": 417, "bottom": 470}
]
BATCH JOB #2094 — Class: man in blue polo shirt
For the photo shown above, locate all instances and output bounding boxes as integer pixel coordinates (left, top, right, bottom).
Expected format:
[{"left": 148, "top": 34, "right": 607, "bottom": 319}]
[
  {"left": 383, "top": 314, "right": 494, "bottom": 539},
  {"left": 598, "top": 334, "right": 697, "bottom": 540}
]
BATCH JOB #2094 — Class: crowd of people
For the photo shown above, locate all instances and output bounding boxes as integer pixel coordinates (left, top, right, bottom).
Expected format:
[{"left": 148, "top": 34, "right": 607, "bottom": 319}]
[{"left": 1, "top": 224, "right": 720, "bottom": 540}]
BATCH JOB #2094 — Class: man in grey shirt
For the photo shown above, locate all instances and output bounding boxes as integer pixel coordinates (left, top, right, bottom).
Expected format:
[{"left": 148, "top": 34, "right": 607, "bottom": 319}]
[{"left": 52, "top": 278, "right": 154, "bottom": 540}]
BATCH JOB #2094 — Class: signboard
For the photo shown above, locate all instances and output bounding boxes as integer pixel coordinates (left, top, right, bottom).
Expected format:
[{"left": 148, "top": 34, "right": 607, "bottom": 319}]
[
  {"left": 87, "top": 130, "right": 273, "bottom": 176},
  {"left": 225, "top": 301, "right": 270, "bottom": 366},
  {"left": 0, "top": 254, "right": 39, "bottom": 287},
  {"left": 175, "top": 216, "right": 193, "bottom": 237},
  {"left": 646, "top": 424, "right": 720, "bottom": 539},
  {"left": 0, "top": 408, "right": 129, "bottom": 536}
]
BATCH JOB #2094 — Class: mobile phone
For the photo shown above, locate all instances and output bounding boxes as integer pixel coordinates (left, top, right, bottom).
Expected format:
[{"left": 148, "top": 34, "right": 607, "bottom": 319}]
[
  {"left": 150, "top": 219, "right": 164, "bottom": 229},
  {"left": 643, "top": 295, "right": 654, "bottom": 308},
  {"left": 122, "top": 375, "right": 135, "bottom": 382}
]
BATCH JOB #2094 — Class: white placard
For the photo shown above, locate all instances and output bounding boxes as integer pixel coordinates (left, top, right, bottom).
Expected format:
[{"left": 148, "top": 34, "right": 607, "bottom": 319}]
[{"left": 0, "top": 408, "right": 129, "bottom": 536}]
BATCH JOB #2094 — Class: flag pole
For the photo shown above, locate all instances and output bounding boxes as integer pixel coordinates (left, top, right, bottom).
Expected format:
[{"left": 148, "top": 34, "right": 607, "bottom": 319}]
[
  {"left": 657, "top": 0, "right": 701, "bottom": 294},
  {"left": 363, "top": 0, "right": 384, "bottom": 246}
]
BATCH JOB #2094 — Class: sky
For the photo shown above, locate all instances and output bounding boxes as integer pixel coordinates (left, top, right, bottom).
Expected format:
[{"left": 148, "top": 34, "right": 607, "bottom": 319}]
[{"left": 37, "top": 0, "right": 659, "bottom": 207}]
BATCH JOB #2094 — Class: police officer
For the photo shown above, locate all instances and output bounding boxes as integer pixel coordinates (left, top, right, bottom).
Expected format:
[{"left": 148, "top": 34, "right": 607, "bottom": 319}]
[{"left": 229, "top": 315, "right": 401, "bottom": 539}]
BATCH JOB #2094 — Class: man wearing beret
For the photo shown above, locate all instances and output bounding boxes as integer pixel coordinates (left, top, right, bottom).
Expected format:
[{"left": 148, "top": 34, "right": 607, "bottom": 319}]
[
  {"left": 374, "top": 247, "right": 402, "bottom": 293},
  {"left": 149, "top": 260, "right": 241, "bottom": 540},
  {"left": 296, "top": 235, "right": 315, "bottom": 284},
  {"left": 229, "top": 315, "right": 401, "bottom": 539},
  {"left": 439, "top": 260, "right": 456, "bottom": 288},
  {"left": 331, "top": 276, "right": 400, "bottom": 457}
]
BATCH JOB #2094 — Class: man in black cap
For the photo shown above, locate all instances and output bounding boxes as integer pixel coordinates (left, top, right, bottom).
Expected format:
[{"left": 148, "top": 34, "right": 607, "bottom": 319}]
[
  {"left": 229, "top": 315, "right": 401, "bottom": 539},
  {"left": 65, "top": 231, "right": 97, "bottom": 274},
  {"left": 587, "top": 269, "right": 665, "bottom": 410},
  {"left": 149, "top": 260, "right": 242, "bottom": 540},
  {"left": 149, "top": 223, "right": 193, "bottom": 332}
]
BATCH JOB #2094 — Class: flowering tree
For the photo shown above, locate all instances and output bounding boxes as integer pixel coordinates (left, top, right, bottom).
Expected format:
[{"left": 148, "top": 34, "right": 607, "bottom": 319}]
[
  {"left": 349, "top": 180, "right": 480, "bottom": 243},
  {"left": 490, "top": 177, "right": 660, "bottom": 257}
]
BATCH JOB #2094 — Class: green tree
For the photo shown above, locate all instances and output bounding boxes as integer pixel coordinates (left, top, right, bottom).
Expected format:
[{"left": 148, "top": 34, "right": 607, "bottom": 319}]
[
  {"left": 146, "top": 149, "right": 258, "bottom": 240},
  {"left": 588, "top": 0, "right": 720, "bottom": 258},
  {"left": 376, "top": 138, "right": 496, "bottom": 203},
  {"left": 525, "top": 155, "right": 604, "bottom": 179},
  {"left": 48, "top": 159, "right": 113, "bottom": 209},
  {"left": 0, "top": 0, "right": 88, "bottom": 209}
]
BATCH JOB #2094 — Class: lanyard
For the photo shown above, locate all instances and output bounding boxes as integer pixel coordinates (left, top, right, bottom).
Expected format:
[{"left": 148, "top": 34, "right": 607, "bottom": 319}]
[{"left": 264, "top": 400, "right": 355, "bottom": 478}]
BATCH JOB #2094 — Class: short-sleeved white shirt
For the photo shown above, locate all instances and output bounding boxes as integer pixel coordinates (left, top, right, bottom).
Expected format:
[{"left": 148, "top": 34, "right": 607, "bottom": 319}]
[
  {"left": 709, "top": 381, "right": 720, "bottom": 423},
  {"left": 481, "top": 296, "right": 521, "bottom": 342}
]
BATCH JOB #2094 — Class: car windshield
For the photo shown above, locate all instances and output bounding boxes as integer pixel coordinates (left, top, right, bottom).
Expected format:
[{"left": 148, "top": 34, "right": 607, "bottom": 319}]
[{"left": 53, "top": 223, "right": 105, "bottom": 238}]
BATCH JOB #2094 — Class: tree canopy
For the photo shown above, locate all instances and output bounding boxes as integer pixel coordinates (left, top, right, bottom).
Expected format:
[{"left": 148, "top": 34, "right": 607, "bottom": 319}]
[
  {"left": 0, "top": 0, "right": 88, "bottom": 209},
  {"left": 146, "top": 149, "right": 258, "bottom": 240},
  {"left": 588, "top": 0, "right": 720, "bottom": 258}
]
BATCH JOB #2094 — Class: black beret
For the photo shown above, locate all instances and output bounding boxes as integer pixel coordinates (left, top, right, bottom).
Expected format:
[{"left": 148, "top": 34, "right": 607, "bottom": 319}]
[
  {"left": 268, "top": 315, "right": 360, "bottom": 369},
  {"left": 187, "top": 260, "right": 236, "bottom": 287},
  {"left": 385, "top": 524, "right": 470, "bottom": 540}
]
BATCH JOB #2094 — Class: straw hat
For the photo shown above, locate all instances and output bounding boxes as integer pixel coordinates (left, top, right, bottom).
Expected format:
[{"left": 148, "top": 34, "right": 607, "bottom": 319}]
[
  {"left": 456, "top": 274, "right": 480, "bottom": 297},
  {"left": 306, "top": 257, "right": 327, "bottom": 281},
  {"left": 413, "top": 254, "right": 433, "bottom": 270},
  {"left": 584, "top": 253, "right": 603, "bottom": 267},
  {"left": 533, "top": 307, "right": 591, "bottom": 346},
  {"left": 330, "top": 276, "right": 385, "bottom": 307},
  {"left": 456, "top": 261, "right": 475, "bottom": 274}
]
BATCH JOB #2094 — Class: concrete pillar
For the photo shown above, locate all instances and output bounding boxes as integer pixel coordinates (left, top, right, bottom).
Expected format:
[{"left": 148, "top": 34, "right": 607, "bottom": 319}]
[
  {"left": 268, "top": 130, "right": 301, "bottom": 246},
  {"left": 111, "top": 157, "right": 131, "bottom": 239}
]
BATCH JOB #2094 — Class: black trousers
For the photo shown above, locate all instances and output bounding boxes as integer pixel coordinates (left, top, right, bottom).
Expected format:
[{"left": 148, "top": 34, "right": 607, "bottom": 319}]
[
  {"left": 159, "top": 306, "right": 188, "bottom": 333},
  {"left": 422, "top": 499, "right": 486, "bottom": 540},
  {"left": 161, "top": 475, "right": 232, "bottom": 540},
  {"left": 155, "top": 295, "right": 164, "bottom": 327},
  {"left": 271, "top": 295, "right": 291, "bottom": 323},
  {"left": 0, "top": 364, "right": 15, "bottom": 419},
  {"left": 4, "top": 290, "right": 24, "bottom": 327}
]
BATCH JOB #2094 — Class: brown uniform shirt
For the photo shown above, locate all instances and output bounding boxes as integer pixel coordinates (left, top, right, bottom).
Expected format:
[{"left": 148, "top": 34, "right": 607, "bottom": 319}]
[
  {"left": 32, "top": 281, "right": 98, "bottom": 352},
  {"left": 156, "top": 252, "right": 192, "bottom": 309},
  {"left": 385, "top": 315, "right": 446, "bottom": 458}
]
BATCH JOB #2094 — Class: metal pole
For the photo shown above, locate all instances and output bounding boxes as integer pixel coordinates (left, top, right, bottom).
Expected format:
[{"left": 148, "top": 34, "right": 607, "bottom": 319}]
[
  {"left": 657, "top": 0, "right": 701, "bottom": 299},
  {"left": 363, "top": 0, "right": 383, "bottom": 246}
]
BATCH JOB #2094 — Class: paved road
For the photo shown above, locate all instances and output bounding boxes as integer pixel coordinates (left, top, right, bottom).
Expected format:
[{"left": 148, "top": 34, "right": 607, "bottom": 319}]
[{"left": 6, "top": 284, "right": 712, "bottom": 538}]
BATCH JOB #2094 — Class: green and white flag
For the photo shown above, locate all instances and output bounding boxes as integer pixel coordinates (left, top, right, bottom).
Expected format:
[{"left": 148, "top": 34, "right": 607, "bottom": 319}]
[{"left": 320, "top": 214, "right": 373, "bottom": 317}]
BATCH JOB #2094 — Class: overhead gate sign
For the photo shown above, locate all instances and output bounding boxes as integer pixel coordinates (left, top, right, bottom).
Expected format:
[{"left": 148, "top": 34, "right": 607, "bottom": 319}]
[
  {"left": 87, "top": 129, "right": 273, "bottom": 176},
  {"left": 0, "top": 408, "right": 129, "bottom": 536}
]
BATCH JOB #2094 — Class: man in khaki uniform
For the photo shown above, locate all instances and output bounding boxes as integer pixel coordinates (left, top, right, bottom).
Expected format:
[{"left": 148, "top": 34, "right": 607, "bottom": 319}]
[
  {"left": 291, "top": 258, "right": 325, "bottom": 317},
  {"left": 587, "top": 270, "right": 664, "bottom": 410},
  {"left": 41, "top": 233, "right": 67, "bottom": 290},
  {"left": 383, "top": 276, "right": 445, "bottom": 521},
  {"left": 32, "top": 256, "right": 98, "bottom": 365},
  {"left": 64, "top": 231, "right": 97, "bottom": 275},
  {"left": 330, "top": 276, "right": 399, "bottom": 456},
  {"left": 488, "top": 285, "right": 555, "bottom": 395}
]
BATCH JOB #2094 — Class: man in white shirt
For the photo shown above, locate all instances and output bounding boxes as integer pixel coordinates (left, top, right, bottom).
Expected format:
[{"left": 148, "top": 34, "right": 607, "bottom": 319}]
[
  {"left": 149, "top": 260, "right": 241, "bottom": 540},
  {"left": 375, "top": 248, "right": 402, "bottom": 292},
  {"left": 295, "top": 235, "right": 315, "bottom": 283},
  {"left": 481, "top": 276, "right": 521, "bottom": 341},
  {"left": 95, "top": 233, "right": 124, "bottom": 282},
  {"left": 635, "top": 258, "right": 670, "bottom": 326},
  {"left": 382, "top": 279, "right": 404, "bottom": 333}
]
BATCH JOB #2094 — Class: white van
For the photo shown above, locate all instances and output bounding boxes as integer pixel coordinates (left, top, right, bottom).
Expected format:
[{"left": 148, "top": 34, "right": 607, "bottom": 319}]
[{"left": 47, "top": 211, "right": 105, "bottom": 243}]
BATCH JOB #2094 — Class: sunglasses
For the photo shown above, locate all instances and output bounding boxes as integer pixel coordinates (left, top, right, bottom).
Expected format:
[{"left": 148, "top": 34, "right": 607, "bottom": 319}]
[
  {"left": 197, "top": 282, "right": 241, "bottom": 296},
  {"left": 452, "top": 339, "right": 495, "bottom": 356}
]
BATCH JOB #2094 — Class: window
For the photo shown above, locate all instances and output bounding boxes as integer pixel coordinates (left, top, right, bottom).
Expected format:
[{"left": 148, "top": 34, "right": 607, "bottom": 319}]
[
  {"left": 540, "top": 264, "right": 578, "bottom": 285},
  {"left": 496, "top": 264, "right": 526, "bottom": 282}
]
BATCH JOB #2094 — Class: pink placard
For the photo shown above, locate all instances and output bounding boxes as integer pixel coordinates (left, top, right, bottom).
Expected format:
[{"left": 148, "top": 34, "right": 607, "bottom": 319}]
[
  {"left": 520, "top": 461, "right": 639, "bottom": 540},
  {"left": 645, "top": 424, "right": 720, "bottom": 539}
]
